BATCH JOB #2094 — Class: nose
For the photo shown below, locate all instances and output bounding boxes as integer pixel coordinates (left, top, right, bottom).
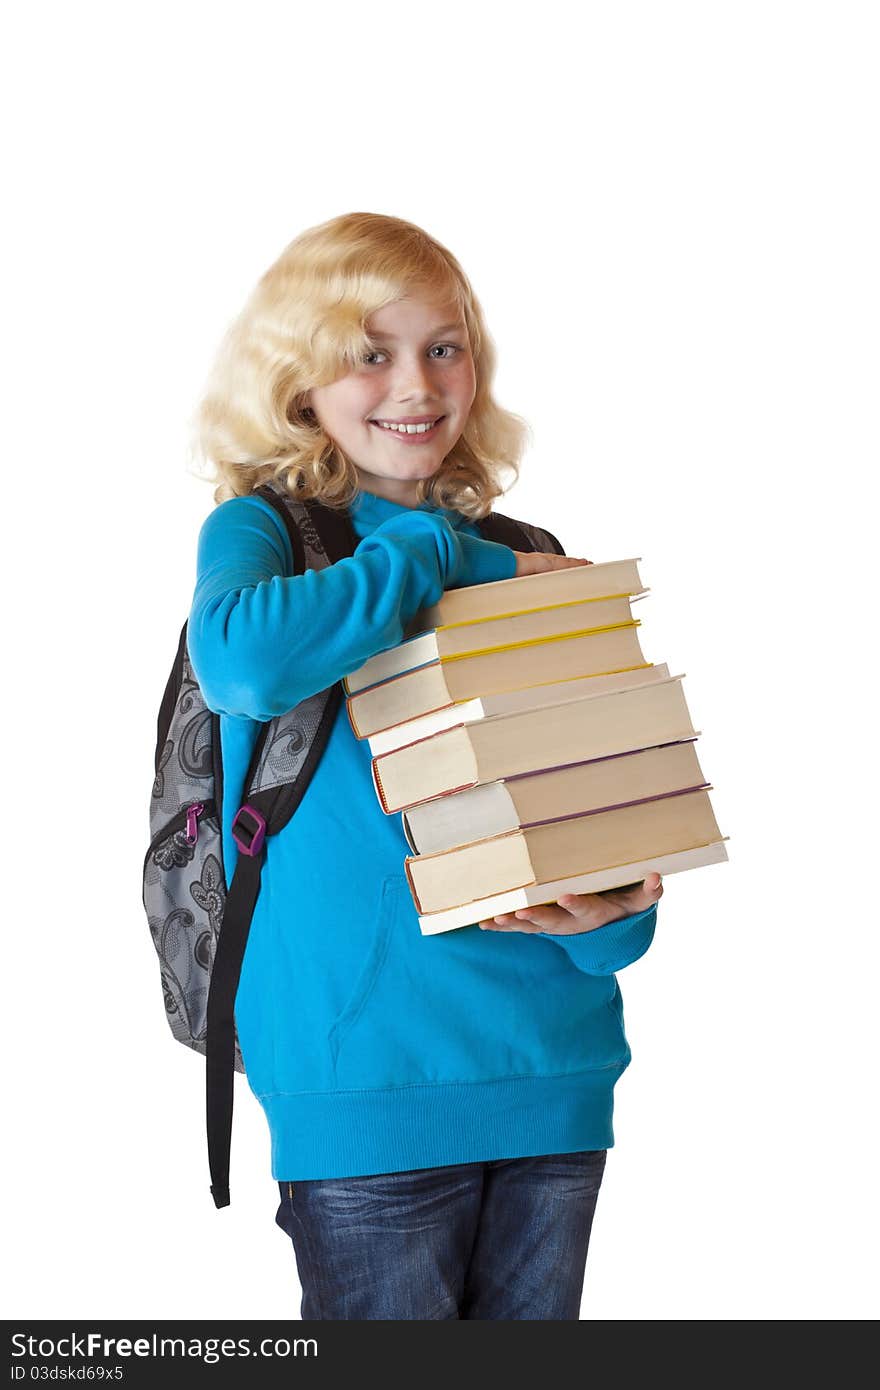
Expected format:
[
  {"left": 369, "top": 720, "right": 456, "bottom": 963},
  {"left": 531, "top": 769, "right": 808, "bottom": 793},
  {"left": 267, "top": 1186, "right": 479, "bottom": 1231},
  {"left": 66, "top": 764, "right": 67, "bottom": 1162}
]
[{"left": 391, "top": 352, "right": 440, "bottom": 403}]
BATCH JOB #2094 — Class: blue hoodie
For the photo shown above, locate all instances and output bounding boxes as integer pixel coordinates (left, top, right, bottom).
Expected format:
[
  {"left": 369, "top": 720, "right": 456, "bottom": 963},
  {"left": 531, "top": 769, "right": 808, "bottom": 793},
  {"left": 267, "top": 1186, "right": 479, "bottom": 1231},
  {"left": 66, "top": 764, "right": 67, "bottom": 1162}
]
[{"left": 187, "top": 487, "right": 657, "bottom": 1181}]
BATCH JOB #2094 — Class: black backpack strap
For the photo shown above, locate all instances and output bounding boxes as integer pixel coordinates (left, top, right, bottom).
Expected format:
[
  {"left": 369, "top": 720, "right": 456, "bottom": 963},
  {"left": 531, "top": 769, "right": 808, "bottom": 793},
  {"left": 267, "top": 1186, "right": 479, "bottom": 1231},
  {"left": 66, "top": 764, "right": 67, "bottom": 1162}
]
[
  {"left": 253, "top": 485, "right": 359, "bottom": 569},
  {"left": 205, "top": 494, "right": 358, "bottom": 1209},
  {"left": 476, "top": 510, "right": 533, "bottom": 551},
  {"left": 477, "top": 510, "right": 566, "bottom": 556},
  {"left": 205, "top": 801, "right": 267, "bottom": 1208}
]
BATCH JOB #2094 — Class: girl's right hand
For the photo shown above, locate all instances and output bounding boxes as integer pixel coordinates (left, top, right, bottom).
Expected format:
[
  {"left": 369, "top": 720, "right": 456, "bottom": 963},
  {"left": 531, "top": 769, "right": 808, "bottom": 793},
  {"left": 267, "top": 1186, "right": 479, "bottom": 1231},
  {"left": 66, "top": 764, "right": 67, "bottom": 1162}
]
[{"left": 511, "top": 551, "right": 593, "bottom": 578}]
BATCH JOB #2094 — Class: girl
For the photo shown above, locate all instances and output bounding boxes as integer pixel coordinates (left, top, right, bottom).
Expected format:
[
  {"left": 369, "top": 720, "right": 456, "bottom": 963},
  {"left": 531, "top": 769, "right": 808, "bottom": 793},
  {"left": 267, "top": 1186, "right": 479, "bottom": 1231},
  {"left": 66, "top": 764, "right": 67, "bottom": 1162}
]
[{"left": 187, "top": 211, "right": 663, "bottom": 1320}]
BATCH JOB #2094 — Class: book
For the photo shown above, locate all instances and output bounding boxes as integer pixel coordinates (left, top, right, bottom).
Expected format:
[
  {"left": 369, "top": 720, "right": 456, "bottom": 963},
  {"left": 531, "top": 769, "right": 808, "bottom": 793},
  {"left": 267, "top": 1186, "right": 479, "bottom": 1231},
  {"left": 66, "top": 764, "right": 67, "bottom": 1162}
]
[
  {"left": 345, "top": 591, "right": 649, "bottom": 695},
  {"left": 368, "top": 662, "right": 671, "bottom": 758},
  {"left": 371, "top": 674, "right": 697, "bottom": 814},
  {"left": 402, "top": 737, "right": 709, "bottom": 855},
  {"left": 401, "top": 555, "right": 646, "bottom": 637},
  {"left": 413, "top": 840, "right": 730, "bottom": 935},
  {"left": 406, "top": 786, "right": 725, "bottom": 915},
  {"left": 348, "top": 620, "right": 650, "bottom": 738}
]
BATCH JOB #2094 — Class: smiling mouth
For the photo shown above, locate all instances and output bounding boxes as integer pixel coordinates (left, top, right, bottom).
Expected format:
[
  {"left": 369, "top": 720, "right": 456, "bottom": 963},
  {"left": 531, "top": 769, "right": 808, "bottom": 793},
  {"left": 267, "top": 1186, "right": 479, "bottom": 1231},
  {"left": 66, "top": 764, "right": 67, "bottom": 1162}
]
[
  {"left": 369, "top": 416, "right": 446, "bottom": 438},
  {"left": 371, "top": 415, "right": 444, "bottom": 427}
]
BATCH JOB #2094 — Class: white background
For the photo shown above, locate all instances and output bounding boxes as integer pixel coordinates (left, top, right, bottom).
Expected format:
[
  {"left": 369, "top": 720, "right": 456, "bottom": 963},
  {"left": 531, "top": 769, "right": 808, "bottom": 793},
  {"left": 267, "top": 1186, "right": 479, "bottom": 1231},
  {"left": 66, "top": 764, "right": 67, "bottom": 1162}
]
[{"left": 3, "top": 0, "right": 877, "bottom": 1321}]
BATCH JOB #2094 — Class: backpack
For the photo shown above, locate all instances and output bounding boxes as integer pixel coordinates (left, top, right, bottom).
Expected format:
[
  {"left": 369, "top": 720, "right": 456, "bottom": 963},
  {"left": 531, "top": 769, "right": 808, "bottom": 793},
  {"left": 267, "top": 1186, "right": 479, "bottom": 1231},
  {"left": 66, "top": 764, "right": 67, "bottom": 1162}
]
[{"left": 143, "top": 480, "right": 564, "bottom": 1207}]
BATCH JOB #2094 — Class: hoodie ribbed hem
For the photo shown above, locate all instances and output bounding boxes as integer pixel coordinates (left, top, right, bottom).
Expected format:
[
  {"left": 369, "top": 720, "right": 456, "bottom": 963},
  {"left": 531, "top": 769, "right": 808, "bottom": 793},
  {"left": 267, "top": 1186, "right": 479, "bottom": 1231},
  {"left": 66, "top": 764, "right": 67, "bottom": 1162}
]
[{"left": 259, "top": 1064, "right": 629, "bottom": 1181}]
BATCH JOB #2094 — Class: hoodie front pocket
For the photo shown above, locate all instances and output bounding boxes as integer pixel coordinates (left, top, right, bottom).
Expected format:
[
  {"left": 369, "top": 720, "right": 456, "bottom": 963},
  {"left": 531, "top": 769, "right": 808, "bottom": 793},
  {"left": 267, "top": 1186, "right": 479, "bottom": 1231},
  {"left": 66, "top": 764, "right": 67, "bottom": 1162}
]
[{"left": 327, "top": 875, "right": 406, "bottom": 1074}]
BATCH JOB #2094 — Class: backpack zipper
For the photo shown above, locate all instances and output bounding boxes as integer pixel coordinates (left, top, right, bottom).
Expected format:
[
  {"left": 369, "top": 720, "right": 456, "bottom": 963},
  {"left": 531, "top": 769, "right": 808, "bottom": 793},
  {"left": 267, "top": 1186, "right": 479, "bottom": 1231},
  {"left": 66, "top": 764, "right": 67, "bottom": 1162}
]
[
  {"left": 185, "top": 801, "right": 205, "bottom": 844},
  {"left": 144, "top": 797, "right": 218, "bottom": 873}
]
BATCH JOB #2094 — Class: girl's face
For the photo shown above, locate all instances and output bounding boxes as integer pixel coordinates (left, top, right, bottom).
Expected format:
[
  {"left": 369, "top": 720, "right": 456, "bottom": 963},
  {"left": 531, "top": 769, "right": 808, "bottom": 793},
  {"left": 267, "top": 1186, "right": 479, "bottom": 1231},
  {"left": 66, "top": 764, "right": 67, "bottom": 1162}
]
[{"left": 305, "top": 294, "right": 477, "bottom": 507}]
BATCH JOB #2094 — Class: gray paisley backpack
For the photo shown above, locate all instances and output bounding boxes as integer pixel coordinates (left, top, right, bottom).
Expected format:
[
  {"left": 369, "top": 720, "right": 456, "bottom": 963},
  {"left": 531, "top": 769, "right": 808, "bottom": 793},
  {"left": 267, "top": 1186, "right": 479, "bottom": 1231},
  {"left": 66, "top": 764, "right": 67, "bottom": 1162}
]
[{"left": 143, "top": 480, "right": 563, "bottom": 1208}]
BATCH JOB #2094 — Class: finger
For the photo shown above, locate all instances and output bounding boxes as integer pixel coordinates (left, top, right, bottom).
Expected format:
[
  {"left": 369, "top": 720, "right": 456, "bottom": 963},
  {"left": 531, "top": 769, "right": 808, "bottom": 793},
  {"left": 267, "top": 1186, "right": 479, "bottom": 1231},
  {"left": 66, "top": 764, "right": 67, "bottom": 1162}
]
[
  {"left": 620, "top": 875, "right": 663, "bottom": 907},
  {"left": 512, "top": 904, "right": 567, "bottom": 930}
]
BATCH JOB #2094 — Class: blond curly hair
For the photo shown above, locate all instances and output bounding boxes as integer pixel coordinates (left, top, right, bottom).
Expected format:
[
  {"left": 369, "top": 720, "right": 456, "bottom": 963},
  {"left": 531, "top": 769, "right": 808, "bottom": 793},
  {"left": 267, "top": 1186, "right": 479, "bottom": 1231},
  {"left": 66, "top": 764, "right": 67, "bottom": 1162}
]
[{"left": 188, "top": 212, "right": 531, "bottom": 519}]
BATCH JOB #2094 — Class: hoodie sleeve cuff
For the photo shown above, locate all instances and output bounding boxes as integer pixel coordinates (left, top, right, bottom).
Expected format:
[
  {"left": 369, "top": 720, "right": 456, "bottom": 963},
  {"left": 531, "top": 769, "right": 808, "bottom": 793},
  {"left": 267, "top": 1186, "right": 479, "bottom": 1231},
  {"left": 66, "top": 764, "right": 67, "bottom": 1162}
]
[
  {"left": 452, "top": 533, "right": 518, "bottom": 588},
  {"left": 537, "top": 904, "right": 658, "bottom": 975}
]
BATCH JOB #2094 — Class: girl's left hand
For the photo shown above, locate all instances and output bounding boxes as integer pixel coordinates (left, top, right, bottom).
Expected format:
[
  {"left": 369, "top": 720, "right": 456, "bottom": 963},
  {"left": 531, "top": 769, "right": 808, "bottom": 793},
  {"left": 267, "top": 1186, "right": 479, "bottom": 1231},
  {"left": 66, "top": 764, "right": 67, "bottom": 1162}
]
[{"left": 478, "top": 873, "right": 663, "bottom": 934}]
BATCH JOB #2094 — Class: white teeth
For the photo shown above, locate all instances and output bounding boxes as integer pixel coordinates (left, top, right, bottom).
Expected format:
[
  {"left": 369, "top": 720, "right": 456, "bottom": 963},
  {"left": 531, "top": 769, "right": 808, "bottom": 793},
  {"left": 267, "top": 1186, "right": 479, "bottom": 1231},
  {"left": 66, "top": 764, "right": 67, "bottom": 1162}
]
[{"left": 375, "top": 418, "right": 440, "bottom": 434}]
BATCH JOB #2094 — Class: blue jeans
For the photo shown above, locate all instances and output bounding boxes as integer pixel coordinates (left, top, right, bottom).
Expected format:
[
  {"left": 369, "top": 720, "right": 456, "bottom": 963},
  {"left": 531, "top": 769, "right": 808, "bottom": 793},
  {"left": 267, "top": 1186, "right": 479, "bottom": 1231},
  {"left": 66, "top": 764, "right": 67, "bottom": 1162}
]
[{"left": 274, "top": 1149, "right": 607, "bottom": 1319}]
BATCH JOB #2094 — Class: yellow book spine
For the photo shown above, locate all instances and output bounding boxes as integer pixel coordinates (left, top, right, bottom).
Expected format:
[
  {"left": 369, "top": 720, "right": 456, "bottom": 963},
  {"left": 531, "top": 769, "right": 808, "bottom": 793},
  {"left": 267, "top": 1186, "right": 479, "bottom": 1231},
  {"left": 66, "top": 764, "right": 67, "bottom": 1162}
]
[{"left": 440, "top": 618, "right": 641, "bottom": 664}]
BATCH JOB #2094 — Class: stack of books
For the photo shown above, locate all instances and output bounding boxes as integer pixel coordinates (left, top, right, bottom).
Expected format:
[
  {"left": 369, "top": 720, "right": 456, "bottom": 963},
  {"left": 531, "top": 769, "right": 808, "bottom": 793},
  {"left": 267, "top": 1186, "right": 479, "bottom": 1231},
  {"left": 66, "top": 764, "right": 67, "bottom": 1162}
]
[{"left": 342, "top": 557, "right": 728, "bottom": 934}]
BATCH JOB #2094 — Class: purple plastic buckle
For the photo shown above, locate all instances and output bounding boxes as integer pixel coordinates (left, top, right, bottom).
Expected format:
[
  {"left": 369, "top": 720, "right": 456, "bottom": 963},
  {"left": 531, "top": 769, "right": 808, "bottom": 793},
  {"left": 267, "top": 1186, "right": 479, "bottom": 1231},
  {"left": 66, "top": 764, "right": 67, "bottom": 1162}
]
[{"left": 231, "top": 803, "right": 267, "bottom": 857}]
